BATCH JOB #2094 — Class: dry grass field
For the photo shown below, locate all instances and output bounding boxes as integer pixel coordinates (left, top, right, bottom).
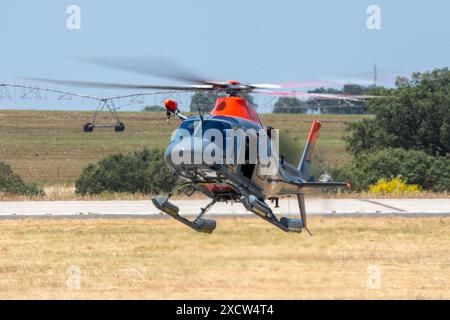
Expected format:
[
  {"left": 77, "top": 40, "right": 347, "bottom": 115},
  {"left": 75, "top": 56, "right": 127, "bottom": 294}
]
[
  {"left": 0, "top": 110, "right": 368, "bottom": 183},
  {"left": 0, "top": 216, "right": 448, "bottom": 299}
]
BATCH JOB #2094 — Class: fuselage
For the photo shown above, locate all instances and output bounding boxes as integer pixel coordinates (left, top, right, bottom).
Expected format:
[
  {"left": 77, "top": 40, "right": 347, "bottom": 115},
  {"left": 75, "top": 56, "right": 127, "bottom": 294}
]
[{"left": 164, "top": 96, "right": 307, "bottom": 200}]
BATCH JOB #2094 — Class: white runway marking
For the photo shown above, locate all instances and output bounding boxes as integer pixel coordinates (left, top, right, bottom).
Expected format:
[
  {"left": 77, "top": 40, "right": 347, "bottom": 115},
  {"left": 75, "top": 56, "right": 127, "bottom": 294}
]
[{"left": 0, "top": 199, "right": 448, "bottom": 218}]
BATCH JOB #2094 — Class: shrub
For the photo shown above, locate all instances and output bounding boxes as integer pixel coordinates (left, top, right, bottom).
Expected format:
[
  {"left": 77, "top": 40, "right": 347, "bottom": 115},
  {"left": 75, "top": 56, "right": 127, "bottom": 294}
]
[
  {"left": 334, "top": 148, "right": 450, "bottom": 192},
  {"left": 75, "top": 148, "right": 179, "bottom": 195},
  {"left": 0, "top": 162, "right": 44, "bottom": 196},
  {"left": 279, "top": 129, "right": 302, "bottom": 167},
  {"left": 424, "top": 156, "right": 450, "bottom": 192},
  {"left": 369, "top": 178, "right": 420, "bottom": 195},
  {"left": 346, "top": 68, "right": 450, "bottom": 157}
]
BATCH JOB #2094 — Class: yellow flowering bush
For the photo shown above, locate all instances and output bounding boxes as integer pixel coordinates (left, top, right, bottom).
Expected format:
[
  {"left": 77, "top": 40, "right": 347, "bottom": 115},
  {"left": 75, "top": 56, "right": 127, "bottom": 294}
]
[{"left": 369, "top": 178, "right": 420, "bottom": 194}]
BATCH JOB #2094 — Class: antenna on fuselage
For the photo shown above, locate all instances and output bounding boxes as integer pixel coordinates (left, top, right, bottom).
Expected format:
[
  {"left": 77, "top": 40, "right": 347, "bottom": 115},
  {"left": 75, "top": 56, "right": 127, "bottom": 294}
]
[{"left": 195, "top": 105, "right": 204, "bottom": 122}]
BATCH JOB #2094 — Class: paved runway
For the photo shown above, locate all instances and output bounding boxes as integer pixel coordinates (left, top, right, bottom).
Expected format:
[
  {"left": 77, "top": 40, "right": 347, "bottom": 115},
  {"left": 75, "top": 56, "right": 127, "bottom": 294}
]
[{"left": 0, "top": 198, "right": 448, "bottom": 218}]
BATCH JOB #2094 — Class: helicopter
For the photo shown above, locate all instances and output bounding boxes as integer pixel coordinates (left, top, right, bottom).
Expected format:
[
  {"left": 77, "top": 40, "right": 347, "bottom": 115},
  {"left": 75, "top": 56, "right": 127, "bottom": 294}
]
[
  {"left": 28, "top": 55, "right": 377, "bottom": 234},
  {"left": 151, "top": 81, "right": 351, "bottom": 234}
]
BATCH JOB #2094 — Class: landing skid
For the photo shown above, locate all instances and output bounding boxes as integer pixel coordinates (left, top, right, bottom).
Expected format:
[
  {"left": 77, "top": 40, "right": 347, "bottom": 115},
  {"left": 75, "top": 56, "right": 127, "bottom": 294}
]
[
  {"left": 152, "top": 183, "right": 312, "bottom": 234},
  {"left": 241, "top": 195, "right": 307, "bottom": 233},
  {"left": 152, "top": 196, "right": 217, "bottom": 233}
]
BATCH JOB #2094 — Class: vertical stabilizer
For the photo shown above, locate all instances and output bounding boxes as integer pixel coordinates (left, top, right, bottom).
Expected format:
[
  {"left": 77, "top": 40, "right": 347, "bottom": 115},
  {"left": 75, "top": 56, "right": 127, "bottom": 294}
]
[{"left": 297, "top": 121, "right": 321, "bottom": 181}]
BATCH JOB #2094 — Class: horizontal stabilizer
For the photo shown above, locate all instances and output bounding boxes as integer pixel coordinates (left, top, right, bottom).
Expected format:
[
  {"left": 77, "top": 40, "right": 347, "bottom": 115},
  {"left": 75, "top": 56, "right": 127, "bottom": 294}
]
[{"left": 300, "top": 181, "right": 349, "bottom": 188}]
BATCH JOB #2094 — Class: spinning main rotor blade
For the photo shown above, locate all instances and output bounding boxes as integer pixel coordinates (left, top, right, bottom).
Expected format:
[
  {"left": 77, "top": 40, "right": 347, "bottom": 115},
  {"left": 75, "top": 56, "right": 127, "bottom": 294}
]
[
  {"left": 279, "top": 80, "right": 341, "bottom": 88},
  {"left": 22, "top": 77, "right": 216, "bottom": 91},
  {"left": 248, "top": 83, "right": 282, "bottom": 89},
  {"left": 24, "top": 77, "right": 282, "bottom": 92},
  {"left": 255, "top": 90, "right": 383, "bottom": 101},
  {"left": 75, "top": 54, "right": 281, "bottom": 90},
  {"left": 76, "top": 54, "right": 210, "bottom": 84},
  {"left": 24, "top": 77, "right": 381, "bottom": 100},
  {"left": 282, "top": 68, "right": 402, "bottom": 89}
]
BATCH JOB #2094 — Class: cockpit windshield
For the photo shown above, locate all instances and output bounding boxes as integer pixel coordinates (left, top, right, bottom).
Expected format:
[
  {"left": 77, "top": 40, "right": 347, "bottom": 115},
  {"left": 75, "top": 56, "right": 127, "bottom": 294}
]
[{"left": 172, "top": 119, "right": 232, "bottom": 142}]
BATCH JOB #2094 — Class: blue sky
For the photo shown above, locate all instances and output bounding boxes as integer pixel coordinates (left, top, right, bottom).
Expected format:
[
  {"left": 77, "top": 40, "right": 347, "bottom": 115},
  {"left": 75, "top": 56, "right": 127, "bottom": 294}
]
[{"left": 0, "top": 0, "right": 449, "bottom": 112}]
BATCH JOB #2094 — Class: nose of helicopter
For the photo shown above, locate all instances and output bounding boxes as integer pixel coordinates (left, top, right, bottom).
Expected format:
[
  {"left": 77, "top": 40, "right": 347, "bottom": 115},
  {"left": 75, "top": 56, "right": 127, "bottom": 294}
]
[{"left": 164, "top": 136, "right": 222, "bottom": 170}]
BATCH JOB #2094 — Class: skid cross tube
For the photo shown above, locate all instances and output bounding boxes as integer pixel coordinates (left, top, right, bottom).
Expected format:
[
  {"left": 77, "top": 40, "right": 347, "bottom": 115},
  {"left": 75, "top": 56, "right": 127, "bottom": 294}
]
[{"left": 194, "top": 199, "right": 217, "bottom": 223}]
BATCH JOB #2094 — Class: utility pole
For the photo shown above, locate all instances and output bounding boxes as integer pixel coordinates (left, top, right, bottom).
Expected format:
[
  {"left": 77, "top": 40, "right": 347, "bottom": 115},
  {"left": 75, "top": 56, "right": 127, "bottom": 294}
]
[{"left": 373, "top": 64, "right": 377, "bottom": 87}]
